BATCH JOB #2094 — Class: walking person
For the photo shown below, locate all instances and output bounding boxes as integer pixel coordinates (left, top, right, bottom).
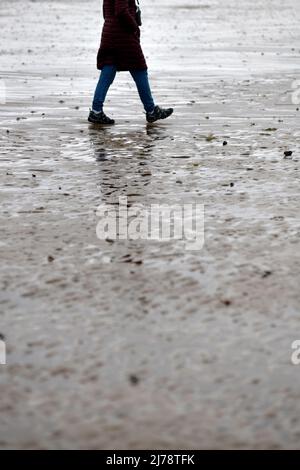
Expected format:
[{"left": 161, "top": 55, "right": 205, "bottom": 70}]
[{"left": 88, "top": 0, "right": 174, "bottom": 125}]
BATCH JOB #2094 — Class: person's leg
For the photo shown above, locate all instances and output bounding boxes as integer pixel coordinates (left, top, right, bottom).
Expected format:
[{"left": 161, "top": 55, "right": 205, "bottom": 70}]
[
  {"left": 130, "top": 69, "right": 174, "bottom": 123},
  {"left": 92, "top": 65, "right": 117, "bottom": 112},
  {"left": 130, "top": 69, "right": 155, "bottom": 113}
]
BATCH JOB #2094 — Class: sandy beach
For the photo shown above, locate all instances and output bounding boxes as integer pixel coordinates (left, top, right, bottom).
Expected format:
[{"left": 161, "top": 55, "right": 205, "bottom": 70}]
[{"left": 1, "top": 0, "right": 300, "bottom": 449}]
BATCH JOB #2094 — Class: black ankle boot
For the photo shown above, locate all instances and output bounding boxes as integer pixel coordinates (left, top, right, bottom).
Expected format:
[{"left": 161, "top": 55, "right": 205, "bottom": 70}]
[
  {"left": 146, "top": 105, "right": 174, "bottom": 123},
  {"left": 88, "top": 110, "right": 115, "bottom": 125}
]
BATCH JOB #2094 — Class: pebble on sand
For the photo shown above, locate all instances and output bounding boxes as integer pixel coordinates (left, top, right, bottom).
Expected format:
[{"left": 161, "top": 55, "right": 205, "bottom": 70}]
[{"left": 129, "top": 375, "right": 140, "bottom": 386}]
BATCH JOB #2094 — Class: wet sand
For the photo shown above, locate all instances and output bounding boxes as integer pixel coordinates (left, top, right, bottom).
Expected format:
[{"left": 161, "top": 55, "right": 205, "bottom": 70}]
[{"left": 1, "top": 0, "right": 300, "bottom": 449}]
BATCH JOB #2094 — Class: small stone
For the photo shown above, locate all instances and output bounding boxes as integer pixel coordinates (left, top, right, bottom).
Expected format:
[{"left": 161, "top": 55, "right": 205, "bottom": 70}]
[
  {"left": 129, "top": 375, "right": 140, "bottom": 386},
  {"left": 221, "top": 299, "right": 232, "bottom": 306},
  {"left": 252, "top": 378, "right": 261, "bottom": 385},
  {"left": 134, "top": 260, "right": 143, "bottom": 266},
  {"left": 262, "top": 270, "right": 272, "bottom": 278}
]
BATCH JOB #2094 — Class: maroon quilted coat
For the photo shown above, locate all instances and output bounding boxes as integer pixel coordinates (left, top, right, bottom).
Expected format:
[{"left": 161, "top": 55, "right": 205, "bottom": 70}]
[{"left": 97, "top": 0, "right": 147, "bottom": 71}]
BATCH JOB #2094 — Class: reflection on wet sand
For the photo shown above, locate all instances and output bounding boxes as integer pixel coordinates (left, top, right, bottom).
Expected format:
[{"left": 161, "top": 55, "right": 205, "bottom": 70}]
[{"left": 88, "top": 125, "right": 171, "bottom": 205}]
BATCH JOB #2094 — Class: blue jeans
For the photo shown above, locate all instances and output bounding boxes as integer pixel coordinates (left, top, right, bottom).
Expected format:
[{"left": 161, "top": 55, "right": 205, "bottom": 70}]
[{"left": 92, "top": 65, "right": 155, "bottom": 113}]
